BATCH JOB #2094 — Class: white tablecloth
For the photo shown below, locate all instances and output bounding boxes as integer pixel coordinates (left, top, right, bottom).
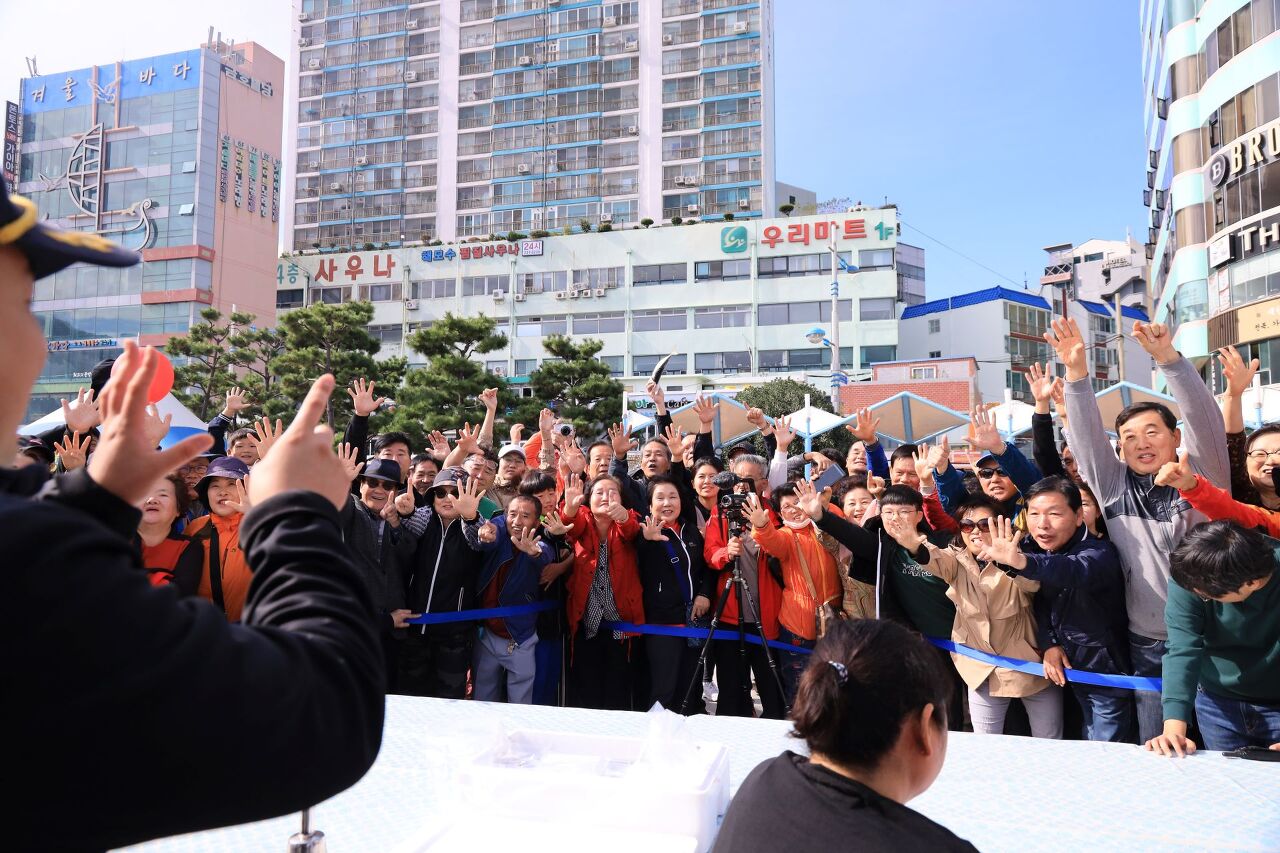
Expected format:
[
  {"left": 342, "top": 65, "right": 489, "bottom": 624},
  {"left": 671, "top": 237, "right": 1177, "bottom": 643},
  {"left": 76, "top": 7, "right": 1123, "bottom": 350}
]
[{"left": 125, "top": 695, "right": 1280, "bottom": 852}]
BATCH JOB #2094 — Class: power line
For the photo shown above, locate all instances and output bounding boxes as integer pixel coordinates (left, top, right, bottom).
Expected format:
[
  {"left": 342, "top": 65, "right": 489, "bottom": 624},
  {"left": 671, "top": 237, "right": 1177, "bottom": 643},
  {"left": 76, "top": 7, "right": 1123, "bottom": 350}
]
[{"left": 900, "top": 220, "right": 1025, "bottom": 289}]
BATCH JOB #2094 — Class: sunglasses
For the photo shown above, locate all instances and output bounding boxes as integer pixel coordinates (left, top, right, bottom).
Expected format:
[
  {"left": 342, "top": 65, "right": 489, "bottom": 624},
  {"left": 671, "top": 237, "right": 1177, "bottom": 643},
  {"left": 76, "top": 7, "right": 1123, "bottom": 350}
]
[
  {"left": 976, "top": 467, "right": 1009, "bottom": 480},
  {"left": 959, "top": 517, "right": 993, "bottom": 532},
  {"left": 433, "top": 486, "right": 459, "bottom": 498}
]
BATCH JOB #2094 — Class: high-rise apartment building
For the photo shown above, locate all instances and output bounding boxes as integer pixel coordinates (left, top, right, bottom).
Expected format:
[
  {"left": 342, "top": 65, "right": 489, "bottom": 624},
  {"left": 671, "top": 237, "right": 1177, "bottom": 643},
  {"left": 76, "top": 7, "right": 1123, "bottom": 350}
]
[
  {"left": 1140, "top": 0, "right": 1280, "bottom": 389},
  {"left": 287, "top": 0, "right": 775, "bottom": 251},
  {"left": 14, "top": 37, "right": 285, "bottom": 421}
]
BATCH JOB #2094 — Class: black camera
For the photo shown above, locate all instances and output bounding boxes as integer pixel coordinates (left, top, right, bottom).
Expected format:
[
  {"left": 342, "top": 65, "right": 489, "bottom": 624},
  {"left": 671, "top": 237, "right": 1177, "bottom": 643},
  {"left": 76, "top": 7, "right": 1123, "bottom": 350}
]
[
  {"left": 553, "top": 422, "right": 575, "bottom": 438},
  {"left": 719, "top": 491, "right": 749, "bottom": 537}
]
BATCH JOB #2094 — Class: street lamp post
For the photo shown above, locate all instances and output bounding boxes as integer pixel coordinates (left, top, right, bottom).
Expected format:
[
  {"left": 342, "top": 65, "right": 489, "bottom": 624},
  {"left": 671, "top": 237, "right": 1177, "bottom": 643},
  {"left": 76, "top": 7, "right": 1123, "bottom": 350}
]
[{"left": 815, "top": 246, "right": 858, "bottom": 411}]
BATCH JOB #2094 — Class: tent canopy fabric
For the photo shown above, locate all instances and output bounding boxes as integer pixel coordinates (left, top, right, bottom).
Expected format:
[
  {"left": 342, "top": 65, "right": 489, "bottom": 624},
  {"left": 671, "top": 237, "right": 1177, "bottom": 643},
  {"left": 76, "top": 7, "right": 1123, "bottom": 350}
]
[
  {"left": 868, "top": 392, "right": 969, "bottom": 444},
  {"left": 663, "top": 393, "right": 761, "bottom": 446},
  {"left": 20, "top": 393, "right": 208, "bottom": 450},
  {"left": 984, "top": 399, "right": 1036, "bottom": 439},
  {"left": 779, "top": 404, "right": 854, "bottom": 439},
  {"left": 1219, "top": 386, "right": 1280, "bottom": 430}
]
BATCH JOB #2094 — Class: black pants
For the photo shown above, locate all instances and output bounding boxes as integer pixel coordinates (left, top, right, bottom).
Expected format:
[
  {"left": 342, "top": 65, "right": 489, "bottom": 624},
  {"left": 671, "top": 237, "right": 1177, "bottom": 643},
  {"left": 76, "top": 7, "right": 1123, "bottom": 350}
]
[
  {"left": 712, "top": 625, "right": 785, "bottom": 719},
  {"left": 397, "top": 628, "right": 473, "bottom": 699},
  {"left": 568, "top": 626, "right": 635, "bottom": 710},
  {"left": 647, "top": 635, "right": 706, "bottom": 714}
]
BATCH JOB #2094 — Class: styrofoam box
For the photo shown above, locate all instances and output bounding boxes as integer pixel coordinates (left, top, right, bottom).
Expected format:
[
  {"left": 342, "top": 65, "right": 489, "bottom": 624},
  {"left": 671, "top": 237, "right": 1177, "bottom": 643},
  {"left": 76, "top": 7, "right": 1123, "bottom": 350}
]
[{"left": 423, "top": 727, "right": 729, "bottom": 853}]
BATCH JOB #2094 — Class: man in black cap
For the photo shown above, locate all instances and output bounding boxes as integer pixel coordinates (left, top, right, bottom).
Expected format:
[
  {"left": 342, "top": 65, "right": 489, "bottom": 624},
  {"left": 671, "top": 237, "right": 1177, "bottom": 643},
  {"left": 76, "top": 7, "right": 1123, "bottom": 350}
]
[
  {"left": 13, "top": 436, "right": 54, "bottom": 469},
  {"left": 0, "top": 174, "right": 386, "bottom": 849},
  {"left": 341, "top": 457, "right": 417, "bottom": 691}
]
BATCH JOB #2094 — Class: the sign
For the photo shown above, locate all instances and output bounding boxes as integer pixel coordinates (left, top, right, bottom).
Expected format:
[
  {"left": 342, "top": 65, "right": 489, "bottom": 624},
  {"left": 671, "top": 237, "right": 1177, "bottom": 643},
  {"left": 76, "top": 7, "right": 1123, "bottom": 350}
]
[
  {"left": 221, "top": 64, "right": 273, "bottom": 97},
  {"left": 21, "top": 51, "right": 202, "bottom": 115},
  {"left": 1209, "top": 233, "right": 1233, "bottom": 267},
  {"left": 1102, "top": 255, "right": 1132, "bottom": 270},
  {"left": 720, "top": 225, "right": 748, "bottom": 254},
  {"left": 2, "top": 101, "right": 18, "bottom": 186},
  {"left": 423, "top": 239, "right": 543, "bottom": 262},
  {"left": 1232, "top": 213, "right": 1280, "bottom": 261},
  {"left": 218, "top": 135, "right": 230, "bottom": 202},
  {"left": 1236, "top": 296, "right": 1280, "bottom": 344},
  {"left": 314, "top": 252, "right": 397, "bottom": 284},
  {"left": 1210, "top": 119, "right": 1280, "bottom": 187},
  {"left": 48, "top": 337, "right": 119, "bottom": 352},
  {"left": 760, "top": 218, "right": 867, "bottom": 249}
]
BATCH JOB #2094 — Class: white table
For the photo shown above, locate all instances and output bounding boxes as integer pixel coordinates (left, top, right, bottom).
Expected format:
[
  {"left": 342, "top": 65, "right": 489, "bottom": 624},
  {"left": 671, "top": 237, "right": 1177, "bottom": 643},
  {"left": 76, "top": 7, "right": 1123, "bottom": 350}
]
[{"left": 125, "top": 696, "right": 1280, "bottom": 852}]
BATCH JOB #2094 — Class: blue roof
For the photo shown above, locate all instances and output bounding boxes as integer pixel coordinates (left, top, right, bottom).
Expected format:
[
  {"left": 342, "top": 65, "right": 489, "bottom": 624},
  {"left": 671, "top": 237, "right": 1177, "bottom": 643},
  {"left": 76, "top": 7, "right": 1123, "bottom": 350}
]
[
  {"left": 1121, "top": 304, "right": 1149, "bottom": 322},
  {"left": 1079, "top": 300, "right": 1149, "bottom": 323},
  {"left": 900, "top": 286, "right": 1050, "bottom": 320}
]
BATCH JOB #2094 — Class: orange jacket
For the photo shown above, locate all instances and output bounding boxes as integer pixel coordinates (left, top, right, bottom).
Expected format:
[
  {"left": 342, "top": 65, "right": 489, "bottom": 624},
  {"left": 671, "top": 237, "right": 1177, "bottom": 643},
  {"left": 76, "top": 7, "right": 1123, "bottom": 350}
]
[
  {"left": 703, "top": 503, "right": 783, "bottom": 638},
  {"left": 752, "top": 521, "right": 842, "bottom": 641},
  {"left": 1181, "top": 474, "right": 1280, "bottom": 536},
  {"left": 186, "top": 512, "right": 252, "bottom": 622},
  {"left": 560, "top": 505, "right": 645, "bottom": 637}
]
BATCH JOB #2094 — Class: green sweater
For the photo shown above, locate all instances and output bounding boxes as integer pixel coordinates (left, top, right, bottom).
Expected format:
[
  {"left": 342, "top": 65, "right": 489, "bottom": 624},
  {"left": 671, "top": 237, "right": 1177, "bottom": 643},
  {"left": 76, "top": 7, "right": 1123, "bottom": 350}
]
[{"left": 1162, "top": 568, "right": 1280, "bottom": 722}]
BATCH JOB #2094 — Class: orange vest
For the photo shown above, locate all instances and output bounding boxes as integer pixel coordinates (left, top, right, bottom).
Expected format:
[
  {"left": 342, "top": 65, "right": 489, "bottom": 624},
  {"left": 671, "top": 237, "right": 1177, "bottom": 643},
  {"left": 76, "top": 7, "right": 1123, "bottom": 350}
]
[{"left": 187, "top": 512, "right": 251, "bottom": 622}]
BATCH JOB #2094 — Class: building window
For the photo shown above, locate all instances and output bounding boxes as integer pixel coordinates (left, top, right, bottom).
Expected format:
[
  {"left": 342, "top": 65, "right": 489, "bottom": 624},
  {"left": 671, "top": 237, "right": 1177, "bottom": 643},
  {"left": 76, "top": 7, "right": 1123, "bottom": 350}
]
[
  {"left": 572, "top": 312, "right": 625, "bottom": 334},
  {"left": 859, "top": 297, "right": 896, "bottom": 321},
  {"left": 694, "top": 351, "right": 751, "bottom": 374},
  {"left": 633, "top": 308, "right": 687, "bottom": 331},
  {"left": 633, "top": 353, "right": 687, "bottom": 375},
  {"left": 276, "top": 289, "right": 304, "bottom": 309},
  {"left": 359, "top": 283, "right": 403, "bottom": 302},
  {"left": 693, "top": 305, "right": 749, "bottom": 328},
  {"left": 518, "top": 271, "right": 568, "bottom": 293},
  {"left": 757, "top": 299, "right": 852, "bottom": 325},
  {"left": 573, "top": 266, "right": 625, "bottom": 289},
  {"left": 517, "top": 315, "right": 568, "bottom": 337},
  {"left": 695, "top": 259, "right": 752, "bottom": 280},
  {"left": 368, "top": 324, "right": 403, "bottom": 345},
  {"left": 860, "top": 345, "right": 897, "bottom": 368},
  {"left": 910, "top": 366, "right": 937, "bottom": 379},
  {"left": 514, "top": 358, "right": 537, "bottom": 375},
  {"left": 462, "top": 274, "right": 506, "bottom": 296},
  {"left": 633, "top": 263, "right": 686, "bottom": 286},
  {"left": 928, "top": 318, "right": 941, "bottom": 334},
  {"left": 858, "top": 248, "right": 894, "bottom": 269},
  {"left": 758, "top": 347, "right": 853, "bottom": 373},
  {"left": 599, "top": 354, "right": 624, "bottom": 376},
  {"left": 756, "top": 252, "right": 848, "bottom": 278},
  {"left": 413, "top": 278, "right": 456, "bottom": 299},
  {"left": 928, "top": 350, "right": 941, "bottom": 358}
]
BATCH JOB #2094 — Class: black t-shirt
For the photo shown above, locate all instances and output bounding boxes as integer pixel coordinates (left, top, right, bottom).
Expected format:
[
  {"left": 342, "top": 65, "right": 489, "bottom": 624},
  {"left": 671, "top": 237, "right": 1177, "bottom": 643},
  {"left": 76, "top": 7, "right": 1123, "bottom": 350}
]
[{"left": 712, "top": 751, "right": 978, "bottom": 853}]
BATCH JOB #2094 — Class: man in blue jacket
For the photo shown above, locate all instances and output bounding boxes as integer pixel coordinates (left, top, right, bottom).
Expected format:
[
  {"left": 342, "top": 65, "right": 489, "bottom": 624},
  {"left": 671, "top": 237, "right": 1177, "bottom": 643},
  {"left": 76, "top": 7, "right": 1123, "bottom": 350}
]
[
  {"left": 936, "top": 407, "right": 1042, "bottom": 519},
  {"left": 459, "top": 481, "right": 554, "bottom": 704},
  {"left": 980, "top": 477, "right": 1133, "bottom": 742}
]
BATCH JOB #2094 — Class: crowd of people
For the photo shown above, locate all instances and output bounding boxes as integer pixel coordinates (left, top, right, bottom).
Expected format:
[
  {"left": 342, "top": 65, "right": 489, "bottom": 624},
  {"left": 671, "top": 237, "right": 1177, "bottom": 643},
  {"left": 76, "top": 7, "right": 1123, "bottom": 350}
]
[
  {"left": 3, "top": 173, "right": 1279, "bottom": 849},
  {"left": 19, "top": 313, "right": 1280, "bottom": 757}
]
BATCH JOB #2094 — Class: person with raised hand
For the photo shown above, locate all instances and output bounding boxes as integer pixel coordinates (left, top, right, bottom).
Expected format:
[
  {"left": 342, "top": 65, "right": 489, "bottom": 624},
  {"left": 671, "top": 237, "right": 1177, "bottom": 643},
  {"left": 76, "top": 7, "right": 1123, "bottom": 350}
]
[
  {"left": 184, "top": 454, "right": 254, "bottom": 622},
  {"left": 903, "top": 497, "right": 1061, "bottom": 740},
  {"left": 135, "top": 473, "right": 202, "bottom": 596},
  {"left": 338, "top": 376, "right": 388, "bottom": 483},
  {"left": 635, "top": 475, "right": 713, "bottom": 713},
  {"left": 53, "top": 430, "right": 91, "bottom": 472},
  {"left": 338, "top": 457, "right": 417, "bottom": 692},
  {"left": 936, "top": 406, "right": 1041, "bottom": 518},
  {"left": 4, "top": 313, "right": 383, "bottom": 853},
  {"left": 464, "top": 491, "right": 555, "bottom": 705},
  {"left": 844, "top": 407, "right": 890, "bottom": 480},
  {"left": 748, "top": 481, "right": 843, "bottom": 706},
  {"left": 1027, "top": 362, "right": 1073, "bottom": 482},
  {"left": 1216, "top": 344, "right": 1280, "bottom": 509},
  {"left": 559, "top": 473, "right": 644, "bottom": 710},
  {"left": 1045, "top": 315, "right": 1230, "bottom": 744},
  {"left": 912, "top": 440, "right": 959, "bottom": 536},
  {"left": 610, "top": 417, "right": 674, "bottom": 513},
  {"left": 205, "top": 385, "right": 249, "bottom": 457},
  {"left": 252, "top": 416, "right": 284, "bottom": 461},
  {"left": 982, "top": 477, "right": 1131, "bottom": 742}
]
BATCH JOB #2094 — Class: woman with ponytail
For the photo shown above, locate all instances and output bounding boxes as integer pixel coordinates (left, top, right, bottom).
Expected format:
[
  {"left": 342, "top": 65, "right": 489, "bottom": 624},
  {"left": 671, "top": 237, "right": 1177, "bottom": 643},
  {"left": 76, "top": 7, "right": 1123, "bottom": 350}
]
[{"left": 713, "top": 620, "right": 977, "bottom": 853}]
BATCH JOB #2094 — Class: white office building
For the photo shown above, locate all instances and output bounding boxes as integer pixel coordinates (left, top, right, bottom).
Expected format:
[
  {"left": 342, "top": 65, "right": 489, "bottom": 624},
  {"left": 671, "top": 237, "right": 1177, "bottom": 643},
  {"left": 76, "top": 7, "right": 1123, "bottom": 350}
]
[
  {"left": 286, "top": 0, "right": 779, "bottom": 252},
  {"left": 276, "top": 208, "right": 916, "bottom": 394}
]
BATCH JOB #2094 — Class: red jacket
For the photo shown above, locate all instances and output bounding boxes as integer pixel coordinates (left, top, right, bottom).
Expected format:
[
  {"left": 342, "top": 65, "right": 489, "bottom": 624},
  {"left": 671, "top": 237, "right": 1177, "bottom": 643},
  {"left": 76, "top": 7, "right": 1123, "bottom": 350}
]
[
  {"left": 1182, "top": 474, "right": 1280, "bottom": 536},
  {"left": 560, "top": 505, "right": 644, "bottom": 637},
  {"left": 703, "top": 503, "right": 782, "bottom": 639}
]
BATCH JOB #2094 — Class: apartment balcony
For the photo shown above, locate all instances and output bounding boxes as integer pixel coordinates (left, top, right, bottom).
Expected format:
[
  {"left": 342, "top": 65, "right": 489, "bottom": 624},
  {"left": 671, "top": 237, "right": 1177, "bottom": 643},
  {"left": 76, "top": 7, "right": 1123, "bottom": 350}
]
[
  {"left": 703, "top": 139, "right": 759, "bottom": 155},
  {"left": 457, "top": 142, "right": 494, "bottom": 156},
  {"left": 354, "top": 177, "right": 407, "bottom": 192},
  {"left": 701, "top": 200, "right": 759, "bottom": 216},
  {"left": 663, "top": 146, "right": 701, "bottom": 161},
  {"left": 406, "top": 95, "right": 440, "bottom": 110},
  {"left": 458, "top": 114, "right": 493, "bottom": 129},
  {"left": 360, "top": 45, "right": 406, "bottom": 62},
  {"left": 602, "top": 153, "right": 639, "bottom": 168},
  {"left": 459, "top": 60, "right": 495, "bottom": 76},
  {"left": 548, "top": 71, "right": 601, "bottom": 88},
  {"left": 662, "top": 58, "right": 701, "bottom": 74},
  {"left": 550, "top": 126, "right": 601, "bottom": 143},
  {"left": 496, "top": 23, "right": 545, "bottom": 43},
  {"left": 457, "top": 196, "right": 493, "bottom": 210},
  {"left": 549, "top": 101, "right": 601, "bottom": 118},
  {"left": 664, "top": 0, "right": 699, "bottom": 16},
  {"left": 662, "top": 117, "right": 701, "bottom": 132},
  {"left": 602, "top": 97, "right": 639, "bottom": 113},
  {"left": 663, "top": 31, "right": 700, "bottom": 46},
  {"left": 704, "top": 24, "right": 758, "bottom": 39},
  {"left": 601, "top": 182, "right": 637, "bottom": 196},
  {"left": 404, "top": 200, "right": 438, "bottom": 215},
  {"left": 703, "top": 168, "right": 761, "bottom": 185},
  {"left": 663, "top": 87, "right": 700, "bottom": 104},
  {"left": 495, "top": 106, "right": 544, "bottom": 123},
  {"left": 494, "top": 0, "right": 545, "bottom": 14},
  {"left": 703, "top": 80, "right": 759, "bottom": 97},
  {"left": 704, "top": 50, "right": 757, "bottom": 68},
  {"left": 457, "top": 167, "right": 493, "bottom": 183},
  {"left": 492, "top": 163, "right": 545, "bottom": 179},
  {"left": 406, "top": 120, "right": 439, "bottom": 136},
  {"left": 662, "top": 177, "right": 698, "bottom": 191},
  {"left": 493, "top": 78, "right": 540, "bottom": 97},
  {"left": 705, "top": 110, "right": 760, "bottom": 127},
  {"left": 601, "top": 68, "right": 639, "bottom": 84}
]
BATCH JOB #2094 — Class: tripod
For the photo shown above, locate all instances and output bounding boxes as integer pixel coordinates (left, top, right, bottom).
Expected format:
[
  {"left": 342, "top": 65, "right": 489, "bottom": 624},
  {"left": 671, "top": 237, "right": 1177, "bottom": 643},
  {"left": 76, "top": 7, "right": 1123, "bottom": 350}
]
[{"left": 680, "top": 542, "right": 786, "bottom": 716}]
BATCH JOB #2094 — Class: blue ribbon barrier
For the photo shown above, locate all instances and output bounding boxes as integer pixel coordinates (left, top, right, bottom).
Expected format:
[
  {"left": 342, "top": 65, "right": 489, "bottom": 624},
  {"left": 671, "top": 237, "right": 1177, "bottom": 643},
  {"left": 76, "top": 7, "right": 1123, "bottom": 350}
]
[
  {"left": 406, "top": 600, "right": 558, "bottom": 626},
  {"left": 600, "top": 621, "right": 1161, "bottom": 692}
]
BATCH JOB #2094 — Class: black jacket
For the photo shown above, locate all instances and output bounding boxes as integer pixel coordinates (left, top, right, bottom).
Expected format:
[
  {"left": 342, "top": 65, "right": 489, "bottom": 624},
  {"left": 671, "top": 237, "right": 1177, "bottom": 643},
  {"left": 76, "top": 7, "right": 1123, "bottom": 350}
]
[
  {"left": 713, "top": 751, "right": 978, "bottom": 853},
  {"left": 2, "top": 473, "right": 384, "bottom": 851},
  {"left": 340, "top": 494, "right": 412, "bottom": 622},
  {"left": 1018, "top": 525, "right": 1132, "bottom": 687},
  {"left": 636, "top": 521, "right": 714, "bottom": 625},
  {"left": 405, "top": 512, "right": 483, "bottom": 636}
]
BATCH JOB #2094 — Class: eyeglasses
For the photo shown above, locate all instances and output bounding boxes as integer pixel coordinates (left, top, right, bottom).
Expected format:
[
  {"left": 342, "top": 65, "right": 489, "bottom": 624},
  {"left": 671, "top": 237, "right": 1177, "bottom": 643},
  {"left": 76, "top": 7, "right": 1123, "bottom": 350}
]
[
  {"left": 958, "top": 517, "right": 993, "bottom": 532},
  {"left": 976, "top": 467, "right": 1009, "bottom": 480},
  {"left": 1245, "top": 448, "right": 1280, "bottom": 461},
  {"left": 434, "top": 486, "right": 459, "bottom": 498}
]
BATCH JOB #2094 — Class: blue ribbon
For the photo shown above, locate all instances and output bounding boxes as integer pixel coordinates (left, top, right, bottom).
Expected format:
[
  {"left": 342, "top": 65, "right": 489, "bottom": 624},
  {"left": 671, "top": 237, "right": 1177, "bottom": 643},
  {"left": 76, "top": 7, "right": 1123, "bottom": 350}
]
[
  {"left": 406, "top": 600, "right": 558, "bottom": 626},
  {"left": 600, "top": 621, "right": 1160, "bottom": 692}
]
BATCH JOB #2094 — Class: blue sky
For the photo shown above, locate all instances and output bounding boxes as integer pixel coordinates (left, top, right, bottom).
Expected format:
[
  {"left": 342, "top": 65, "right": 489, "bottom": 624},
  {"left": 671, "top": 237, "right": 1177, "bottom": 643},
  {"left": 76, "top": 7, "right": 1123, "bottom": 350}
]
[{"left": 774, "top": 0, "right": 1147, "bottom": 299}]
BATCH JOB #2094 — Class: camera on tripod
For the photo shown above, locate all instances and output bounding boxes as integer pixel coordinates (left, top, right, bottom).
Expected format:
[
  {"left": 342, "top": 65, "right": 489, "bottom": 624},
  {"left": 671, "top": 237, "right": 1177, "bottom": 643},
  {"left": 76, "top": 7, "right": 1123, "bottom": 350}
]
[{"left": 713, "top": 471, "right": 753, "bottom": 537}]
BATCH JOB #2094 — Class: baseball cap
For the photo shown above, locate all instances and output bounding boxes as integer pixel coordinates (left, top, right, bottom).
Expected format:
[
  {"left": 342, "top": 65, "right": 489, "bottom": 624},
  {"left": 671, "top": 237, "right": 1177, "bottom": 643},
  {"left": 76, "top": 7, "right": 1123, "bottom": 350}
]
[
  {"left": 431, "top": 466, "right": 468, "bottom": 490},
  {"left": 19, "top": 436, "right": 54, "bottom": 465},
  {"left": 361, "top": 458, "right": 403, "bottom": 484},
  {"left": 0, "top": 175, "right": 141, "bottom": 280},
  {"left": 497, "top": 443, "right": 524, "bottom": 460}
]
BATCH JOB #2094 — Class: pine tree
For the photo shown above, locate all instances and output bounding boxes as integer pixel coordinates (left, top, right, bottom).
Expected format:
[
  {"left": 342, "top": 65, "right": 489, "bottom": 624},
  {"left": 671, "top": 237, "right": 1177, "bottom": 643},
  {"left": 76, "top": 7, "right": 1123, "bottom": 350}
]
[
  {"left": 516, "top": 334, "right": 623, "bottom": 437},
  {"left": 735, "top": 377, "right": 851, "bottom": 458},
  {"left": 270, "top": 301, "right": 388, "bottom": 426},
  {"left": 165, "top": 308, "right": 242, "bottom": 420}
]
